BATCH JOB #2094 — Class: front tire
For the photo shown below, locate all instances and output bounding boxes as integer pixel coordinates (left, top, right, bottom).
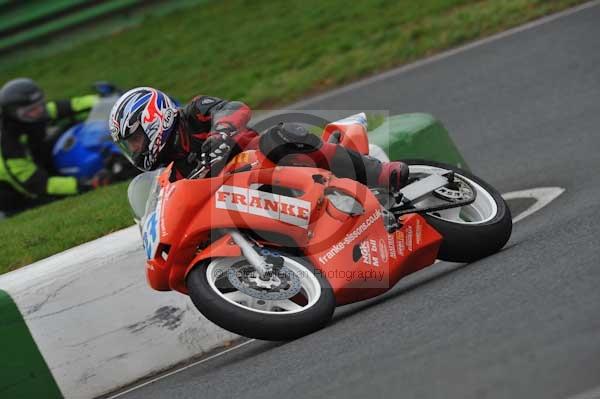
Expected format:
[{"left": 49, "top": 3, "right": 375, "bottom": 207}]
[
  {"left": 187, "top": 250, "right": 335, "bottom": 340},
  {"left": 403, "top": 160, "right": 512, "bottom": 263}
]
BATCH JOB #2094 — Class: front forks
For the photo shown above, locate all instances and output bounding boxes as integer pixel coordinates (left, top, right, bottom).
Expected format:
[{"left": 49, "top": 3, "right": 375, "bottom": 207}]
[{"left": 227, "top": 230, "right": 274, "bottom": 278}]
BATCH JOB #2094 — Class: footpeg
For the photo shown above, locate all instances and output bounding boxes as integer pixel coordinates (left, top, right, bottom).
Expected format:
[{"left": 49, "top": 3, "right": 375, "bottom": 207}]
[{"left": 382, "top": 208, "right": 401, "bottom": 233}]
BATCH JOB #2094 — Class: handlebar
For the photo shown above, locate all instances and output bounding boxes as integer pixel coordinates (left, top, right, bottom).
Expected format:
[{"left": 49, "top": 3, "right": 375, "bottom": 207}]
[{"left": 186, "top": 152, "right": 226, "bottom": 179}]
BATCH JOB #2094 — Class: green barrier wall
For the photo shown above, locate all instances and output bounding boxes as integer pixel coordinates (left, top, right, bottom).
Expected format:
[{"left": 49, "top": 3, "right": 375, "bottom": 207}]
[
  {"left": 369, "top": 113, "right": 469, "bottom": 169},
  {"left": 0, "top": 289, "right": 63, "bottom": 399}
]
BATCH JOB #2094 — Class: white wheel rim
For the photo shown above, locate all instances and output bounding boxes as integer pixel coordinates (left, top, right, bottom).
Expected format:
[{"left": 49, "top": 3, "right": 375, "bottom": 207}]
[
  {"left": 409, "top": 165, "right": 499, "bottom": 225},
  {"left": 206, "top": 256, "right": 322, "bottom": 315}
]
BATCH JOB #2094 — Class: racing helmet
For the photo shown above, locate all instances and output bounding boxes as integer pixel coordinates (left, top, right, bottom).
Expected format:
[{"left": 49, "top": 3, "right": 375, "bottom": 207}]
[
  {"left": 0, "top": 78, "right": 48, "bottom": 124},
  {"left": 109, "top": 87, "right": 178, "bottom": 171}
]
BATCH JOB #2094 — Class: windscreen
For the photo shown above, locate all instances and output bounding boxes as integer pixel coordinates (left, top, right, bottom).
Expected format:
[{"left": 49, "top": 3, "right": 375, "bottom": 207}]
[
  {"left": 127, "top": 168, "right": 164, "bottom": 222},
  {"left": 86, "top": 95, "right": 119, "bottom": 122}
]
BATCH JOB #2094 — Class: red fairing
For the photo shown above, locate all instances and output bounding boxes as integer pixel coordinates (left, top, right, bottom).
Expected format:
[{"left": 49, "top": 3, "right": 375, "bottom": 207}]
[{"left": 144, "top": 151, "right": 443, "bottom": 305}]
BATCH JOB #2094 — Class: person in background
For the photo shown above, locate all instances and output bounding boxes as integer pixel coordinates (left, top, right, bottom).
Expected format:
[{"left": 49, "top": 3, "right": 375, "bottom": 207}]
[{"left": 0, "top": 78, "right": 109, "bottom": 217}]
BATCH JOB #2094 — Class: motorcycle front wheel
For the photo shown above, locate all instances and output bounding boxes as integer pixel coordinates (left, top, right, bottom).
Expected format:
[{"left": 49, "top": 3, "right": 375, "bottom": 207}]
[
  {"left": 403, "top": 160, "right": 512, "bottom": 263},
  {"left": 187, "top": 249, "right": 335, "bottom": 341}
]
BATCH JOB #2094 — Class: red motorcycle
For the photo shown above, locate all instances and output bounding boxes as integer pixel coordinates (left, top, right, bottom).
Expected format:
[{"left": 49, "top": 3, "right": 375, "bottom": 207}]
[{"left": 128, "top": 114, "right": 512, "bottom": 340}]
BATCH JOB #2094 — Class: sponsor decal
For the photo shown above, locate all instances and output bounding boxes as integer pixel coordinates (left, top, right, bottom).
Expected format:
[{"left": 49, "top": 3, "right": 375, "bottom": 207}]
[
  {"left": 231, "top": 151, "right": 251, "bottom": 164},
  {"left": 216, "top": 185, "right": 311, "bottom": 229},
  {"left": 201, "top": 97, "right": 216, "bottom": 105},
  {"left": 144, "top": 184, "right": 176, "bottom": 255},
  {"left": 387, "top": 235, "right": 397, "bottom": 259},
  {"left": 359, "top": 241, "right": 372, "bottom": 265},
  {"left": 406, "top": 225, "right": 414, "bottom": 253},
  {"left": 379, "top": 238, "right": 388, "bottom": 263},
  {"left": 369, "top": 239, "right": 380, "bottom": 267},
  {"left": 162, "top": 108, "right": 175, "bottom": 130},
  {"left": 359, "top": 239, "right": 380, "bottom": 267},
  {"left": 416, "top": 219, "right": 422, "bottom": 245},
  {"left": 395, "top": 230, "right": 405, "bottom": 257},
  {"left": 143, "top": 205, "right": 160, "bottom": 260},
  {"left": 394, "top": 222, "right": 419, "bottom": 257},
  {"left": 318, "top": 209, "right": 382, "bottom": 265}
]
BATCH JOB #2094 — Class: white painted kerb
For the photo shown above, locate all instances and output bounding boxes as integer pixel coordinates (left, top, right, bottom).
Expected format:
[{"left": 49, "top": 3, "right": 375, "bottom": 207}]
[{"left": 0, "top": 226, "right": 239, "bottom": 399}]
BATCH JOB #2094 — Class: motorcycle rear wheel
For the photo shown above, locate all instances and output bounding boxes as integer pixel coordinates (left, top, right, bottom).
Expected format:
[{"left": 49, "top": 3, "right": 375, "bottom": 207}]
[
  {"left": 403, "top": 160, "right": 512, "bottom": 263},
  {"left": 187, "top": 249, "right": 335, "bottom": 341}
]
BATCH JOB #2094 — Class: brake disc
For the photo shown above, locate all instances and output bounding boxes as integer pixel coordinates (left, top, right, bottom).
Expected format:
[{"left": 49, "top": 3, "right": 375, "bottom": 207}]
[
  {"left": 227, "top": 263, "right": 302, "bottom": 301},
  {"left": 433, "top": 176, "right": 475, "bottom": 202}
]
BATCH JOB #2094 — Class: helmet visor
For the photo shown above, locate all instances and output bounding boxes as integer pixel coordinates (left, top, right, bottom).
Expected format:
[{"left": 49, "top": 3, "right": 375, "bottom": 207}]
[
  {"left": 15, "top": 100, "right": 48, "bottom": 123},
  {"left": 116, "top": 129, "right": 150, "bottom": 170}
]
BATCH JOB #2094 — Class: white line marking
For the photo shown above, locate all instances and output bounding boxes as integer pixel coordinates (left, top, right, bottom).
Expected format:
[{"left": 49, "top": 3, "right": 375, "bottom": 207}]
[
  {"left": 502, "top": 187, "right": 565, "bottom": 223},
  {"left": 105, "top": 339, "right": 256, "bottom": 398},
  {"left": 431, "top": 186, "right": 563, "bottom": 265},
  {"left": 567, "top": 386, "right": 600, "bottom": 399},
  {"left": 289, "top": 0, "right": 600, "bottom": 109}
]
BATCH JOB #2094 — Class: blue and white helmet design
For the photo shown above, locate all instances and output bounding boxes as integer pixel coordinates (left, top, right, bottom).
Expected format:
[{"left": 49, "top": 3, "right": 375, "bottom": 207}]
[{"left": 109, "top": 87, "right": 177, "bottom": 171}]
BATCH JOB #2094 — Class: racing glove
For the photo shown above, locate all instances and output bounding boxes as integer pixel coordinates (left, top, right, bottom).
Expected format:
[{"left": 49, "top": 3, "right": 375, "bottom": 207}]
[{"left": 200, "top": 131, "right": 235, "bottom": 173}]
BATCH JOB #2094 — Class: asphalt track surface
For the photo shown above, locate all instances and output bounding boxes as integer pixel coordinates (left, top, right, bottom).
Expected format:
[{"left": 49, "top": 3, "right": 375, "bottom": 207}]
[{"left": 115, "top": 4, "right": 600, "bottom": 398}]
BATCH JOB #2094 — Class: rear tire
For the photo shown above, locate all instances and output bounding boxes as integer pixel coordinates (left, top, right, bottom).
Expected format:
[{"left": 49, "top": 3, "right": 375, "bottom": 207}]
[
  {"left": 187, "top": 249, "right": 335, "bottom": 341},
  {"left": 403, "top": 160, "right": 512, "bottom": 263}
]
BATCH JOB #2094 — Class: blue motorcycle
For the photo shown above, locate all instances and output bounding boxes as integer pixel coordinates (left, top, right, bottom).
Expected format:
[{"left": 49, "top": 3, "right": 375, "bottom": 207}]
[{"left": 51, "top": 94, "right": 137, "bottom": 181}]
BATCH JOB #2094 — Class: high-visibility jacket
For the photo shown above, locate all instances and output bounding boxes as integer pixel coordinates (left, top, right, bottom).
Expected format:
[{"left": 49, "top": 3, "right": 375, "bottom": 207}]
[{"left": 0, "top": 95, "right": 99, "bottom": 199}]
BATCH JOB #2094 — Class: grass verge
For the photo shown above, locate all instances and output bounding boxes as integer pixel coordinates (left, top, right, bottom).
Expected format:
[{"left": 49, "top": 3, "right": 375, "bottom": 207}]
[
  {"left": 0, "top": 0, "right": 587, "bottom": 273},
  {"left": 0, "top": 183, "right": 131, "bottom": 274}
]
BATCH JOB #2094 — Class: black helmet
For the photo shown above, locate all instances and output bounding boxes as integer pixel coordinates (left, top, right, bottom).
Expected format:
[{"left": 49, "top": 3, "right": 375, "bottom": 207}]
[{"left": 0, "top": 78, "right": 48, "bottom": 123}]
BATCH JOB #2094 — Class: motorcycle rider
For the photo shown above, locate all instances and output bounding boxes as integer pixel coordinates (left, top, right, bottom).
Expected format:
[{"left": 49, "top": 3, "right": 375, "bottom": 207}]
[
  {"left": 0, "top": 78, "right": 108, "bottom": 216},
  {"left": 109, "top": 86, "right": 408, "bottom": 191}
]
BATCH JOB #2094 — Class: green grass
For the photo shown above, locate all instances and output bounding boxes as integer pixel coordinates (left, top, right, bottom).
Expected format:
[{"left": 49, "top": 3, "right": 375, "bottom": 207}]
[
  {"left": 0, "top": 183, "right": 131, "bottom": 274},
  {"left": 0, "top": 0, "right": 586, "bottom": 273}
]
